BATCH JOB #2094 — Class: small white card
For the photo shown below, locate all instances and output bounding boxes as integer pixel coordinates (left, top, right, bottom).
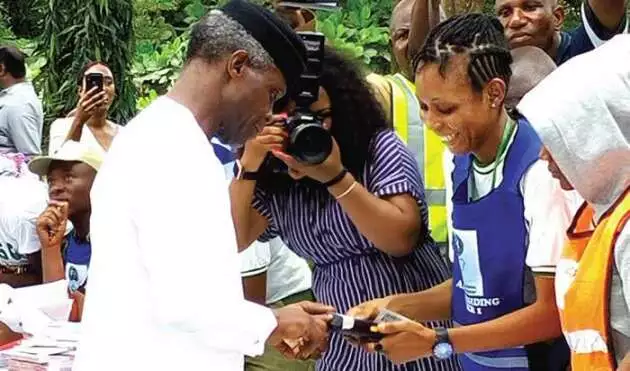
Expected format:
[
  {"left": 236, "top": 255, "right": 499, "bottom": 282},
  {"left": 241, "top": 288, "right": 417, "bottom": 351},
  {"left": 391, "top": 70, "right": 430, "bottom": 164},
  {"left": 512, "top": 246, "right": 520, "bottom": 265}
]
[{"left": 374, "top": 308, "right": 412, "bottom": 323}]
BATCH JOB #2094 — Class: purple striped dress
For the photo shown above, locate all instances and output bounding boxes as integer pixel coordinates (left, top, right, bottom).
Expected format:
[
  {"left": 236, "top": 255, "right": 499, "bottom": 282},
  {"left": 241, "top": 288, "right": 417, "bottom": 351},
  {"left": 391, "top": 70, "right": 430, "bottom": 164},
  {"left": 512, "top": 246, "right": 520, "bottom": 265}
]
[{"left": 253, "top": 130, "right": 461, "bottom": 371}]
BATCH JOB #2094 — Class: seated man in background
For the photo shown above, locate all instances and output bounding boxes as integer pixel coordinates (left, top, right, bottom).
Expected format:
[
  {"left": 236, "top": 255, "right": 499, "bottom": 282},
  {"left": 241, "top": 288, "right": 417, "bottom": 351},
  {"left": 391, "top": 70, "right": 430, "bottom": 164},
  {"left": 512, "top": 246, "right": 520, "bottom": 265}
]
[
  {"left": 28, "top": 140, "right": 103, "bottom": 322},
  {"left": 0, "top": 153, "right": 47, "bottom": 288},
  {"left": 0, "top": 153, "right": 46, "bottom": 345},
  {"left": 506, "top": 46, "right": 557, "bottom": 109},
  {"left": 0, "top": 45, "right": 43, "bottom": 158}
]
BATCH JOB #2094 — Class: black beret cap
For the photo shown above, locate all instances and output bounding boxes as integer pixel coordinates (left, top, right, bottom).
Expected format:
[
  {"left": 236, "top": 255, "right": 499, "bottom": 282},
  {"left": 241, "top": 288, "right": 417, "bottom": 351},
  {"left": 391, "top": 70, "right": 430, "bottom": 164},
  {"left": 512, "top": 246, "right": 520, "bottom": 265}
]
[{"left": 221, "top": 0, "right": 307, "bottom": 95}]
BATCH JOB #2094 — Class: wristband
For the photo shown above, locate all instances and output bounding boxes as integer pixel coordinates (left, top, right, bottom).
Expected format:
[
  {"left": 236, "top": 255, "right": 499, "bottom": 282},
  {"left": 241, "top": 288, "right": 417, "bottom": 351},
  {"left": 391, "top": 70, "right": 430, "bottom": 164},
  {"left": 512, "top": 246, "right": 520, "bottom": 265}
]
[{"left": 322, "top": 169, "right": 347, "bottom": 187}]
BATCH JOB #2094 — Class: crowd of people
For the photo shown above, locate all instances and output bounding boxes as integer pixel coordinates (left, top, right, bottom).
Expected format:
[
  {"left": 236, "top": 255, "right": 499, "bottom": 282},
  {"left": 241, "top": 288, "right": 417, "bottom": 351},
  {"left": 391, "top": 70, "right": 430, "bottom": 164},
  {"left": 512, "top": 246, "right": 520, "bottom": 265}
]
[{"left": 0, "top": 0, "right": 628, "bottom": 370}]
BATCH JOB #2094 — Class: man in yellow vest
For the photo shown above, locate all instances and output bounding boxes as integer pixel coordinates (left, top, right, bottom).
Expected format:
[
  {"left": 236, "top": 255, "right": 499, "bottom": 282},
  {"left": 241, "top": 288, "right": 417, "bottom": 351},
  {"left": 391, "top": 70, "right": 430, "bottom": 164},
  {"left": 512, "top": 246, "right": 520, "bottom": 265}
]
[
  {"left": 367, "top": 0, "right": 449, "bottom": 251},
  {"left": 519, "top": 35, "right": 630, "bottom": 370}
]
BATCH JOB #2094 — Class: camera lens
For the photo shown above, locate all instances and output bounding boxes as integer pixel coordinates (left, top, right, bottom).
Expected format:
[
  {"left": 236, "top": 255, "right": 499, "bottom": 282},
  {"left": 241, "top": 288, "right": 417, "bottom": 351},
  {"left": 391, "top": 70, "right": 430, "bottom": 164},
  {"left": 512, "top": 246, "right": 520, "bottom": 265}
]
[{"left": 289, "top": 123, "right": 332, "bottom": 165}]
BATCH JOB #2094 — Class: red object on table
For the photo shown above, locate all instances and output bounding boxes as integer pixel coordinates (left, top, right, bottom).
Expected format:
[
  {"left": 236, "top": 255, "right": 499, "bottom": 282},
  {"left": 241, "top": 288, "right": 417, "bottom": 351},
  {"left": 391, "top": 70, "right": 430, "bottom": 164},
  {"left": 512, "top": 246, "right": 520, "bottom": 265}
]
[{"left": 0, "top": 339, "right": 21, "bottom": 351}]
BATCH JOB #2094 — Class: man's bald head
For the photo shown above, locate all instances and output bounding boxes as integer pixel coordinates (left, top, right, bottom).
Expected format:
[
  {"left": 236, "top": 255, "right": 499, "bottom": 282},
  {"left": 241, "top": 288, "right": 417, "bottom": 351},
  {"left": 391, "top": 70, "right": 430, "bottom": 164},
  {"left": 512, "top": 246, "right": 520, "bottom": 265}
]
[
  {"left": 391, "top": 0, "right": 414, "bottom": 33},
  {"left": 506, "top": 46, "right": 557, "bottom": 108},
  {"left": 390, "top": 0, "right": 415, "bottom": 78}
]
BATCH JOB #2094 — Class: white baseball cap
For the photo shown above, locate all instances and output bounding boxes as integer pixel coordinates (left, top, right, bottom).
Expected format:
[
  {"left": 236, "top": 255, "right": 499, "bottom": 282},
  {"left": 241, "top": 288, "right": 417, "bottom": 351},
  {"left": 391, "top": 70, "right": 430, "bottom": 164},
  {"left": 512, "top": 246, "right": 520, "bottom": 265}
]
[{"left": 28, "top": 140, "right": 103, "bottom": 176}]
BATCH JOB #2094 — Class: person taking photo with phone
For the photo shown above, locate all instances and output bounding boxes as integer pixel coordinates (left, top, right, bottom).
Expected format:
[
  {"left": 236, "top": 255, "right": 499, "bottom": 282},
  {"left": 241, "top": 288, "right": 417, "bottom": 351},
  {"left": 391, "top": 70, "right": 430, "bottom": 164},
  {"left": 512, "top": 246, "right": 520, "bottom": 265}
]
[{"left": 48, "top": 61, "right": 122, "bottom": 155}]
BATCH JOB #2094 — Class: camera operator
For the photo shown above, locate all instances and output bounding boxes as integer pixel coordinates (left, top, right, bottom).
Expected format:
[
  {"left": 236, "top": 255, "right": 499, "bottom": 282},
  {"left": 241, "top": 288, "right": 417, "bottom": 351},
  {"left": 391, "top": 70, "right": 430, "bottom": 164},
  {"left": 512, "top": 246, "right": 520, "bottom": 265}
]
[{"left": 230, "top": 46, "right": 460, "bottom": 371}]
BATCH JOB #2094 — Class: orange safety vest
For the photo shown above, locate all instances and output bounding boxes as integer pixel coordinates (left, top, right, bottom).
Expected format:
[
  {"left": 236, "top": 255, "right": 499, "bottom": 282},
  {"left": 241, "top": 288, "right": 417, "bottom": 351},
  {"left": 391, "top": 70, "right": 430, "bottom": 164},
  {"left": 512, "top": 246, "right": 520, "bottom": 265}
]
[{"left": 556, "top": 188, "right": 630, "bottom": 371}]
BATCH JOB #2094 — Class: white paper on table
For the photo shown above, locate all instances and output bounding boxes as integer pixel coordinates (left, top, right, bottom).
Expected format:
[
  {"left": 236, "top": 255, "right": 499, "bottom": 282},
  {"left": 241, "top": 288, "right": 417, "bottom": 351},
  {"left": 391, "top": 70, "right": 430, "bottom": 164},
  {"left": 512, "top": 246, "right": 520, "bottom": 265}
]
[
  {"left": 0, "top": 281, "right": 73, "bottom": 335},
  {"left": 0, "top": 284, "right": 52, "bottom": 335},
  {"left": 40, "top": 321, "right": 81, "bottom": 343},
  {"left": 15, "top": 280, "right": 73, "bottom": 322}
]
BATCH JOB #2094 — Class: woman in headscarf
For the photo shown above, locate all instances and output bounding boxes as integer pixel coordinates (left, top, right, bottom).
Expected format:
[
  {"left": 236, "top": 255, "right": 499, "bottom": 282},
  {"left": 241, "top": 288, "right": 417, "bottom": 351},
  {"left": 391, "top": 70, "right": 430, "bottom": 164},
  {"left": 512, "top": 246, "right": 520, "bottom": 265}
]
[{"left": 519, "top": 34, "right": 630, "bottom": 371}]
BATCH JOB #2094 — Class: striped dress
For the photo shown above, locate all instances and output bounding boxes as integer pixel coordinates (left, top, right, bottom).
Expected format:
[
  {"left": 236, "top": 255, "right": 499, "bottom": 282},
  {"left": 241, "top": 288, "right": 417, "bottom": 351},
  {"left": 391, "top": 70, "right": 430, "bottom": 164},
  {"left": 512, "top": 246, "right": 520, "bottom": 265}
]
[{"left": 253, "top": 130, "right": 462, "bottom": 371}]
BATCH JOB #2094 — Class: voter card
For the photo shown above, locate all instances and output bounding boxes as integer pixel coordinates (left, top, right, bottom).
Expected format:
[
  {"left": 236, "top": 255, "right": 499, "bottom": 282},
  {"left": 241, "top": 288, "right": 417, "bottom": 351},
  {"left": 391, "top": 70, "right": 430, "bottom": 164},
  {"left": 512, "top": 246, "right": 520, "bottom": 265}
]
[{"left": 374, "top": 308, "right": 411, "bottom": 323}]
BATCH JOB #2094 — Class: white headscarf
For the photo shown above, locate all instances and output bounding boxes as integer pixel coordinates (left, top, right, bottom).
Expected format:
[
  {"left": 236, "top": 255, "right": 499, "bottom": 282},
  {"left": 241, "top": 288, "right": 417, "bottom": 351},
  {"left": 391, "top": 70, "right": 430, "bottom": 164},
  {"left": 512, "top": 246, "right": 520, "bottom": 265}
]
[{"left": 518, "top": 34, "right": 630, "bottom": 221}]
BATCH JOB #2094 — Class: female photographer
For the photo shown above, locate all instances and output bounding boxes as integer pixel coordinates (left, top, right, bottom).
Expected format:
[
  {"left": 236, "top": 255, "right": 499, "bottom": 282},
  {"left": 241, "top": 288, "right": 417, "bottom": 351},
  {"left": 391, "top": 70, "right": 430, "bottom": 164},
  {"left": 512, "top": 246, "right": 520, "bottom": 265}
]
[
  {"left": 230, "top": 47, "right": 460, "bottom": 371},
  {"left": 48, "top": 61, "right": 121, "bottom": 155}
]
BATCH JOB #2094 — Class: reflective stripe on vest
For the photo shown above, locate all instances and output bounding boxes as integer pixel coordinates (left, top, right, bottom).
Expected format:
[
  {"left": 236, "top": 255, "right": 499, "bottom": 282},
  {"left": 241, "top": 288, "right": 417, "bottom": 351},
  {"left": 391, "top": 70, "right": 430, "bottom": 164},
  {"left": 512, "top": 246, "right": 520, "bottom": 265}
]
[
  {"left": 557, "top": 189, "right": 630, "bottom": 371},
  {"left": 385, "top": 73, "right": 448, "bottom": 243}
]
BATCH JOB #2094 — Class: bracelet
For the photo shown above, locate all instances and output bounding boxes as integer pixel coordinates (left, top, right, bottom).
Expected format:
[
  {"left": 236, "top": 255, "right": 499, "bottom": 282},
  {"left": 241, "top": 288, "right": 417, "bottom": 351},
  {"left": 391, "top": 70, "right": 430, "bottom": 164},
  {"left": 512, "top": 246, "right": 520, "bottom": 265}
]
[
  {"left": 335, "top": 181, "right": 358, "bottom": 200},
  {"left": 322, "top": 169, "right": 348, "bottom": 187}
]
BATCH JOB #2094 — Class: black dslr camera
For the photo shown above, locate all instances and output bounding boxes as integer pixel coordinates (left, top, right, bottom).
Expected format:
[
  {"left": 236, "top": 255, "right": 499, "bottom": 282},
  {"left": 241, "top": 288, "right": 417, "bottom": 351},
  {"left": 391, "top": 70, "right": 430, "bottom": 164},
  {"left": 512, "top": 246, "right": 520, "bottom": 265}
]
[{"left": 275, "top": 32, "right": 332, "bottom": 166}]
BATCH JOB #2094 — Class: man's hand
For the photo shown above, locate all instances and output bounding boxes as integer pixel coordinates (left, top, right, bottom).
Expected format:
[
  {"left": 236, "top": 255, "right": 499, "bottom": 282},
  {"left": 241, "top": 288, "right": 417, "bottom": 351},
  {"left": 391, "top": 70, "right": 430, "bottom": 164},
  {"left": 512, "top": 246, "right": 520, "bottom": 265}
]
[
  {"left": 268, "top": 301, "right": 335, "bottom": 360},
  {"left": 36, "top": 201, "right": 68, "bottom": 249},
  {"left": 618, "top": 352, "right": 630, "bottom": 371}
]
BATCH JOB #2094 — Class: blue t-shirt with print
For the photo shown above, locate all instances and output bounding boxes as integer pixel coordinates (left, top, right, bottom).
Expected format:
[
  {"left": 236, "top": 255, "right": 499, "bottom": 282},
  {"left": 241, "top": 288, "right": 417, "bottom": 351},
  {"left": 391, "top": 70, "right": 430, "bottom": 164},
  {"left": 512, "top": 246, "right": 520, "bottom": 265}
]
[
  {"left": 556, "top": 1, "right": 628, "bottom": 65},
  {"left": 62, "top": 232, "right": 91, "bottom": 292}
]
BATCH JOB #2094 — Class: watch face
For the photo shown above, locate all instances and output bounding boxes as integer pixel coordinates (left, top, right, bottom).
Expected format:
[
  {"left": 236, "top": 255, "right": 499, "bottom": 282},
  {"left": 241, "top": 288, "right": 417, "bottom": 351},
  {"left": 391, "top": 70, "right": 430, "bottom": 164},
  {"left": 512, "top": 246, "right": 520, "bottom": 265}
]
[{"left": 434, "top": 342, "right": 453, "bottom": 359}]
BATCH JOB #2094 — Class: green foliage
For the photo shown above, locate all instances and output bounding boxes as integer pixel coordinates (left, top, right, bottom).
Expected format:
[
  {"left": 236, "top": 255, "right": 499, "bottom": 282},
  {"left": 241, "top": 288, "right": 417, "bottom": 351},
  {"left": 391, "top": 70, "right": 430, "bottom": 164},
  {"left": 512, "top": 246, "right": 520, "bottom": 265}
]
[
  {"left": 133, "top": 0, "right": 180, "bottom": 45},
  {"left": 317, "top": 0, "right": 393, "bottom": 74},
  {"left": 132, "top": 0, "right": 212, "bottom": 108},
  {"left": 36, "top": 0, "right": 136, "bottom": 133},
  {"left": 0, "top": 0, "right": 44, "bottom": 39},
  {"left": 132, "top": 34, "right": 187, "bottom": 98},
  {"left": 0, "top": 2, "right": 14, "bottom": 42}
]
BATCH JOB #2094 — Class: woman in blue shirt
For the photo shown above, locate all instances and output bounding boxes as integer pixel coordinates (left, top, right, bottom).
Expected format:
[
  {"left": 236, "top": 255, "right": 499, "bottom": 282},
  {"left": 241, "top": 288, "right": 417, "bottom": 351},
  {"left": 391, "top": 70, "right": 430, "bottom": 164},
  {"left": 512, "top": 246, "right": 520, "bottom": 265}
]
[{"left": 349, "top": 13, "right": 574, "bottom": 371}]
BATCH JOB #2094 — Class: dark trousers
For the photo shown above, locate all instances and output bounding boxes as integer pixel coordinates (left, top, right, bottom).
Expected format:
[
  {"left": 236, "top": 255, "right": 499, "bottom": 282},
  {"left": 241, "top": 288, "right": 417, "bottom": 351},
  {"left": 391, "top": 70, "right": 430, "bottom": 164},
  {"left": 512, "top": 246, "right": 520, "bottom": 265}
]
[{"left": 526, "top": 337, "right": 570, "bottom": 371}]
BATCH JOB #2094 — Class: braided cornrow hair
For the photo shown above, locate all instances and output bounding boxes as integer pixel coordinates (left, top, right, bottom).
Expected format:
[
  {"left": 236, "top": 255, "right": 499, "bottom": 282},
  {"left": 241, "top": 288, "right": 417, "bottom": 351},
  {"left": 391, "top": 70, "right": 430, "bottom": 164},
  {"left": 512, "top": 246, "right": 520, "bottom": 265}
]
[{"left": 412, "top": 13, "right": 513, "bottom": 92}]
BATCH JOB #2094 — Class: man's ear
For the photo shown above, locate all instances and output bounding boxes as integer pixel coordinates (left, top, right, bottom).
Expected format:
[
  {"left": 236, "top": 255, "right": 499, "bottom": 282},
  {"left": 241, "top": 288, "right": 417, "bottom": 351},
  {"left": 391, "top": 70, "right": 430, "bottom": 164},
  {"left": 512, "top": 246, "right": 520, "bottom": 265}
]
[
  {"left": 226, "top": 50, "right": 250, "bottom": 79},
  {"left": 552, "top": 4, "right": 565, "bottom": 31},
  {"left": 485, "top": 77, "right": 507, "bottom": 108}
]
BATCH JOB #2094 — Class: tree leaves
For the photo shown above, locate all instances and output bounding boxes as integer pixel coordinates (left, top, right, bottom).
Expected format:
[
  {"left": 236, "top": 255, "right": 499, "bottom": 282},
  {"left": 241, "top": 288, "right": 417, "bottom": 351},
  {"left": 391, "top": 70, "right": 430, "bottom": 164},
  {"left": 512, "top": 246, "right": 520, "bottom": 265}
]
[{"left": 316, "top": 0, "right": 392, "bottom": 74}]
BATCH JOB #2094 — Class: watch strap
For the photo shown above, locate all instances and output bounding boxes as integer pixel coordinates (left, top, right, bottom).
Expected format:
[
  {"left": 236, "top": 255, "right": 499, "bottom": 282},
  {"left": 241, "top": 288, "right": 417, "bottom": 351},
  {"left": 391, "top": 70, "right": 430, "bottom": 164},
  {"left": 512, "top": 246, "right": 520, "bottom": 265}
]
[
  {"left": 322, "top": 169, "right": 348, "bottom": 187},
  {"left": 233, "top": 161, "right": 259, "bottom": 180},
  {"left": 434, "top": 327, "right": 450, "bottom": 346}
]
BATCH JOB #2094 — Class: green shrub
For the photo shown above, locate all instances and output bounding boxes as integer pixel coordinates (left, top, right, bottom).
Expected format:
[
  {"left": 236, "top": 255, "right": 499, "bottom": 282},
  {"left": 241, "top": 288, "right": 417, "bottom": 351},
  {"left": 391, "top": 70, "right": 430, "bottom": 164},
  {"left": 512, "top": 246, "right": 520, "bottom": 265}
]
[{"left": 317, "top": 0, "right": 393, "bottom": 74}]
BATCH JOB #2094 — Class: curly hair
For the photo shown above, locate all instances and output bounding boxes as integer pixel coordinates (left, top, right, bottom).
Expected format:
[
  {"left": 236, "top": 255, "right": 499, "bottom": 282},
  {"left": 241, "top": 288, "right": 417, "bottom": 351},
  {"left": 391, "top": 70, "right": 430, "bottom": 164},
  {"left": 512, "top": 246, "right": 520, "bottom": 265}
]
[
  {"left": 258, "top": 46, "right": 389, "bottom": 200},
  {"left": 412, "top": 13, "right": 513, "bottom": 92}
]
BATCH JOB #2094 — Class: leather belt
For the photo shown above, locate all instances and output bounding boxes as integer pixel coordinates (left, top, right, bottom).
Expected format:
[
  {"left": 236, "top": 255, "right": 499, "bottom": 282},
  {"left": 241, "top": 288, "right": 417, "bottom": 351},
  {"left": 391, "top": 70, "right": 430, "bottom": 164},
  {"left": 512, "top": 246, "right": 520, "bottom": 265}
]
[{"left": 0, "top": 264, "right": 32, "bottom": 276}]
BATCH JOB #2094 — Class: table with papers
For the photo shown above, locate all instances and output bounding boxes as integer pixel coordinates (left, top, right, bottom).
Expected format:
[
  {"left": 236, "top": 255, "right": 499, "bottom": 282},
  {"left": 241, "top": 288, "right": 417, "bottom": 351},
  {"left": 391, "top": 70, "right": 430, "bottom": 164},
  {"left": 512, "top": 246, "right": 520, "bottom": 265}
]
[{"left": 0, "top": 281, "right": 77, "bottom": 371}]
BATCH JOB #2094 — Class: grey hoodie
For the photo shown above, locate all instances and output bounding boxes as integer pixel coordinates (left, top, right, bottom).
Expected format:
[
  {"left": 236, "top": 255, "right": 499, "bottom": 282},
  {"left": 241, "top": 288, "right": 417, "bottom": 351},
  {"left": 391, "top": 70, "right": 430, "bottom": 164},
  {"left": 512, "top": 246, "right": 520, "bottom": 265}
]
[{"left": 519, "top": 34, "right": 630, "bottom": 364}]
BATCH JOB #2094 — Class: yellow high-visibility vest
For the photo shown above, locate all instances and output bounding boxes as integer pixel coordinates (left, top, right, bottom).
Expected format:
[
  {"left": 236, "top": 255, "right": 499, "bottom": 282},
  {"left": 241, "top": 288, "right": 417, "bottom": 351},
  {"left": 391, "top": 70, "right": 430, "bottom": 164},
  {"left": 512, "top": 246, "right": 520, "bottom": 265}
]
[{"left": 368, "top": 73, "right": 448, "bottom": 244}]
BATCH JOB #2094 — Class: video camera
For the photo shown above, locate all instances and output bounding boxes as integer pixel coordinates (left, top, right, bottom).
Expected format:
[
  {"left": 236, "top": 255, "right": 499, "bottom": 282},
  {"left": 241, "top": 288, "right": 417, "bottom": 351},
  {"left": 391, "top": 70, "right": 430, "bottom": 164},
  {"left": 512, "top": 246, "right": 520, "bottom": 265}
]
[{"left": 269, "top": 32, "right": 331, "bottom": 171}]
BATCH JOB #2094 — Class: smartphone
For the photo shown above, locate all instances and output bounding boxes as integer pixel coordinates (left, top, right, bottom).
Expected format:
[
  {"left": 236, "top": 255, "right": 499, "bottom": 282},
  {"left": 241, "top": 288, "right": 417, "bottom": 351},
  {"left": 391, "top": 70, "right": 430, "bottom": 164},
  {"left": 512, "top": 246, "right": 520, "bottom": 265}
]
[
  {"left": 84, "top": 73, "right": 103, "bottom": 93},
  {"left": 329, "top": 313, "right": 384, "bottom": 343}
]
